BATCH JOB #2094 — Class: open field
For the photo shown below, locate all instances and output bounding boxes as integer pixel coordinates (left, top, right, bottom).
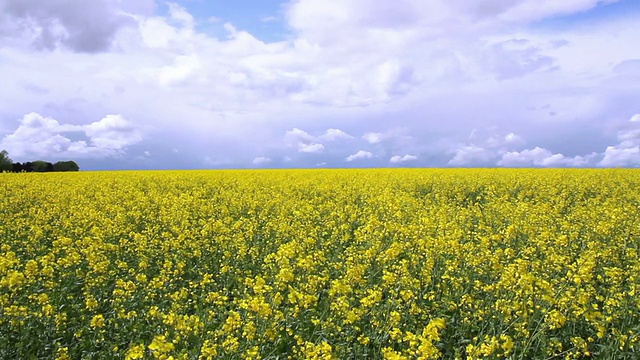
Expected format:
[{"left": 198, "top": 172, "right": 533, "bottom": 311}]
[{"left": 1, "top": 169, "right": 639, "bottom": 359}]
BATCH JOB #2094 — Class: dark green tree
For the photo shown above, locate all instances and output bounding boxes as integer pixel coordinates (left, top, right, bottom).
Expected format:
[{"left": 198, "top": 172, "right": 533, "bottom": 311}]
[
  {"left": 32, "top": 160, "right": 53, "bottom": 172},
  {"left": 53, "top": 161, "right": 80, "bottom": 172},
  {"left": 0, "top": 150, "right": 12, "bottom": 172}
]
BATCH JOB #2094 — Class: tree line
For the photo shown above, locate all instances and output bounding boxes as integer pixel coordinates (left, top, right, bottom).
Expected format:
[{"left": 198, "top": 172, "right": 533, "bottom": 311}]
[{"left": 0, "top": 150, "right": 79, "bottom": 172}]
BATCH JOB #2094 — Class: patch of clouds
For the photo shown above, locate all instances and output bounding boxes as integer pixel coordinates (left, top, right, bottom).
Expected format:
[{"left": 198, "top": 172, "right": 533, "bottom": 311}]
[
  {"left": 448, "top": 114, "right": 640, "bottom": 167},
  {"left": 599, "top": 147, "right": 640, "bottom": 167},
  {"left": 252, "top": 156, "right": 272, "bottom": 165},
  {"left": 361, "top": 129, "right": 412, "bottom": 147},
  {"left": 390, "top": 154, "right": 418, "bottom": 163},
  {"left": 157, "top": 55, "right": 202, "bottom": 87},
  {"left": 0, "top": 112, "right": 143, "bottom": 160},
  {"left": 449, "top": 127, "right": 602, "bottom": 167},
  {"left": 285, "top": 128, "right": 314, "bottom": 144},
  {"left": 448, "top": 129, "right": 528, "bottom": 166},
  {"left": 0, "top": 0, "right": 147, "bottom": 52},
  {"left": 449, "top": 145, "right": 496, "bottom": 166},
  {"left": 481, "top": 39, "right": 557, "bottom": 80},
  {"left": 346, "top": 150, "right": 373, "bottom": 162},
  {"left": 362, "top": 132, "right": 386, "bottom": 144},
  {"left": 486, "top": 132, "right": 525, "bottom": 148},
  {"left": 598, "top": 113, "right": 640, "bottom": 167},
  {"left": 285, "top": 127, "right": 323, "bottom": 153},
  {"left": 84, "top": 114, "right": 143, "bottom": 151},
  {"left": 299, "top": 143, "right": 325, "bottom": 153},
  {"left": 319, "top": 128, "right": 353, "bottom": 141},
  {"left": 498, "top": 147, "right": 596, "bottom": 167},
  {"left": 285, "top": 127, "right": 353, "bottom": 154}
]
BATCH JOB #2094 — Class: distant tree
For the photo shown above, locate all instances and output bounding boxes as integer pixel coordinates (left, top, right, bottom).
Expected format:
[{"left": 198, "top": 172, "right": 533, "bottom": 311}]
[
  {"left": 32, "top": 160, "right": 53, "bottom": 172},
  {"left": 53, "top": 161, "right": 80, "bottom": 172},
  {"left": 1, "top": 153, "right": 80, "bottom": 173},
  {"left": 0, "top": 150, "right": 13, "bottom": 172}
]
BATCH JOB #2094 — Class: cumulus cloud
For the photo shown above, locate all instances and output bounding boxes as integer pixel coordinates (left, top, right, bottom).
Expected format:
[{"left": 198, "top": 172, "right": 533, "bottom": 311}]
[
  {"left": 346, "top": 150, "right": 373, "bottom": 162},
  {"left": 285, "top": 128, "right": 319, "bottom": 152},
  {"left": 390, "top": 154, "right": 418, "bottom": 163},
  {"left": 362, "top": 132, "right": 386, "bottom": 144},
  {"left": 0, "top": 112, "right": 143, "bottom": 159},
  {"left": 0, "top": 0, "right": 143, "bottom": 52},
  {"left": 285, "top": 0, "right": 617, "bottom": 46},
  {"left": 361, "top": 129, "right": 412, "bottom": 146},
  {"left": 498, "top": 147, "right": 595, "bottom": 167},
  {"left": 599, "top": 146, "right": 640, "bottom": 167},
  {"left": 284, "top": 127, "right": 353, "bottom": 154},
  {"left": 299, "top": 143, "right": 325, "bottom": 153},
  {"left": 84, "top": 115, "right": 142, "bottom": 151},
  {"left": 319, "top": 128, "right": 353, "bottom": 141},
  {"left": 449, "top": 145, "right": 496, "bottom": 166},
  {"left": 598, "top": 113, "right": 640, "bottom": 167},
  {"left": 285, "top": 128, "right": 314, "bottom": 143},
  {"left": 448, "top": 127, "right": 602, "bottom": 167},
  {"left": 252, "top": 156, "right": 272, "bottom": 165},
  {"left": 285, "top": 128, "right": 323, "bottom": 153},
  {"left": 449, "top": 130, "right": 528, "bottom": 166}
]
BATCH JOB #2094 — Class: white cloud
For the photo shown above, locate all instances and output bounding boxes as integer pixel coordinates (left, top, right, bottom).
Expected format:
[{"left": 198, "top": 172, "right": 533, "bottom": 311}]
[
  {"left": 361, "top": 129, "right": 411, "bottom": 146},
  {"left": 362, "top": 132, "right": 385, "bottom": 144},
  {"left": 390, "top": 154, "right": 418, "bottom": 163},
  {"left": 485, "top": 132, "right": 525, "bottom": 148},
  {"left": 157, "top": 55, "right": 201, "bottom": 87},
  {"left": 285, "top": 128, "right": 322, "bottom": 152},
  {"left": 298, "top": 143, "right": 325, "bottom": 153},
  {"left": 0, "top": 112, "right": 143, "bottom": 160},
  {"left": 284, "top": 127, "right": 352, "bottom": 154},
  {"left": 319, "top": 128, "right": 353, "bottom": 141},
  {"left": 498, "top": 147, "right": 595, "bottom": 167},
  {"left": 252, "top": 156, "right": 272, "bottom": 165},
  {"left": 597, "top": 114, "right": 640, "bottom": 167},
  {"left": 449, "top": 144, "right": 496, "bottom": 166},
  {"left": 599, "top": 146, "right": 640, "bottom": 167},
  {"left": 84, "top": 114, "right": 142, "bottom": 151},
  {"left": 0, "top": 0, "right": 143, "bottom": 52},
  {"left": 449, "top": 129, "right": 527, "bottom": 166},
  {"left": 346, "top": 150, "right": 373, "bottom": 162},
  {"left": 285, "top": 128, "right": 314, "bottom": 143},
  {"left": 167, "top": 3, "right": 195, "bottom": 28}
]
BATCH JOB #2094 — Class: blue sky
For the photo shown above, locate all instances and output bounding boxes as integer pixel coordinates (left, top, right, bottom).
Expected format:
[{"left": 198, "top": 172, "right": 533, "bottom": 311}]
[
  {"left": 1, "top": 0, "right": 640, "bottom": 169},
  {"left": 160, "top": 0, "right": 289, "bottom": 42}
]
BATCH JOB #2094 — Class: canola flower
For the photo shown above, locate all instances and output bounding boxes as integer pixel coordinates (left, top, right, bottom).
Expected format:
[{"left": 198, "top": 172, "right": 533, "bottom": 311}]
[{"left": 0, "top": 169, "right": 639, "bottom": 359}]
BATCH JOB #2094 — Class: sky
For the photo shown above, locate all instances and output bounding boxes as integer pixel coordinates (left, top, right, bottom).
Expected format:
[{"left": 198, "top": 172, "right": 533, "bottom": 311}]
[{"left": 1, "top": 0, "right": 640, "bottom": 170}]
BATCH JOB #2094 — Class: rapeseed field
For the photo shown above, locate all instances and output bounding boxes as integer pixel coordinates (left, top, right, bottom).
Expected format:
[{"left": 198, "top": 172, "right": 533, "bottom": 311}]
[{"left": 1, "top": 169, "right": 639, "bottom": 359}]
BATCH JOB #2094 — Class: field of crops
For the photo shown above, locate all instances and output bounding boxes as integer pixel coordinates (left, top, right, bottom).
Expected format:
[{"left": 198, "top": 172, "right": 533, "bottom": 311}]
[{"left": 1, "top": 169, "right": 639, "bottom": 359}]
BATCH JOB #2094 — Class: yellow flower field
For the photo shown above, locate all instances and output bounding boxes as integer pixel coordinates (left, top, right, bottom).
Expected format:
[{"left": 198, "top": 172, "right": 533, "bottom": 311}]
[{"left": 1, "top": 169, "right": 639, "bottom": 359}]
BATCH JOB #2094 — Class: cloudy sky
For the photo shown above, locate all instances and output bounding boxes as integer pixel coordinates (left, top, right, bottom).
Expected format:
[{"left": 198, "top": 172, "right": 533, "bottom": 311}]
[{"left": 1, "top": 0, "right": 639, "bottom": 169}]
